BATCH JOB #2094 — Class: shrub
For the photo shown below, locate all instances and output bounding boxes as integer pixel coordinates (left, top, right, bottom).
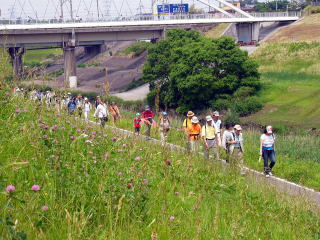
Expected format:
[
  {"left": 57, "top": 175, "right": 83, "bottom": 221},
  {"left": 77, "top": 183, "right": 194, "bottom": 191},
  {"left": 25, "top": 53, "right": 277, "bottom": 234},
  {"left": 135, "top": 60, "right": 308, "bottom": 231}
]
[
  {"left": 233, "top": 96, "right": 263, "bottom": 117},
  {"left": 210, "top": 99, "right": 232, "bottom": 112}
]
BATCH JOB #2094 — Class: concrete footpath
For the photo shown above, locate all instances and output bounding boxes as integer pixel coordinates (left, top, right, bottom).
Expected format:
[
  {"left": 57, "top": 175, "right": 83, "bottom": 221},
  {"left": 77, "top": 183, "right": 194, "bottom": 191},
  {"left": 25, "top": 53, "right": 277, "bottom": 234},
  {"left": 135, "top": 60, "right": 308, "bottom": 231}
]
[{"left": 89, "top": 120, "right": 320, "bottom": 207}]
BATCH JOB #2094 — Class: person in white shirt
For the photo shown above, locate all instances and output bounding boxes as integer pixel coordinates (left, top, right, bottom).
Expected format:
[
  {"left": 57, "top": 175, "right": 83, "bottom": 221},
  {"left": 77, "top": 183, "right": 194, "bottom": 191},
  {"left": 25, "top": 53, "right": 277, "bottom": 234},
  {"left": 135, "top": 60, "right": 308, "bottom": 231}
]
[
  {"left": 94, "top": 99, "right": 108, "bottom": 128},
  {"left": 260, "top": 125, "right": 276, "bottom": 177},
  {"left": 212, "top": 111, "right": 222, "bottom": 146},
  {"left": 83, "top": 98, "right": 91, "bottom": 122},
  {"left": 201, "top": 115, "right": 219, "bottom": 161}
]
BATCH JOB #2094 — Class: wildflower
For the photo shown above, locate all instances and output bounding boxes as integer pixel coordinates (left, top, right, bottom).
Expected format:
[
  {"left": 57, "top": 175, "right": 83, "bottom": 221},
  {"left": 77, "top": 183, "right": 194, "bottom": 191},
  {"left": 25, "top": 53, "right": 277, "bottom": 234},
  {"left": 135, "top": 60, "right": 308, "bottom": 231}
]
[
  {"left": 112, "top": 137, "right": 117, "bottom": 141},
  {"left": 122, "top": 144, "right": 127, "bottom": 147},
  {"left": 103, "top": 134, "right": 107, "bottom": 137},
  {"left": 169, "top": 216, "right": 175, "bottom": 221},
  {"left": 41, "top": 206, "right": 49, "bottom": 211},
  {"left": 15, "top": 109, "right": 21, "bottom": 114},
  {"left": 52, "top": 125, "right": 58, "bottom": 130},
  {"left": 127, "top": 183, "right": 133, "bottom": 189},
  {"left": 98, "top": 224, "right": 103, "bottom": 228},
  {"left": 23, "top": 109, "right": 28, "bottom": 112},
  {"left": 31, "top": 185, "right": 41, "bottom": 191},
  {"left": 134, "top": 156, "right": 141, "bottom": 161},
  {"left": 89, "top": 151, "right": 93, "bottom": 155},
  {"left": 43, "top": 135, "right": 48, "bottom": 139},
  {"left": 6, "top": 185, "right": 15, "bottom": 192},
  {"left": 91, "top": 131, "right": 96, "bottom": 135},
  {"left": 77, "top": 129, "right": 81, "bottom": 133},
  {"left": 118, "top": 149, "right": 123, "bottom": 153},
  {"left": 194, "top": 205, "right": 199, "bottom": 210},
  {"left": 43, "top": 126, "right": 49, "bottom": 130},
  {"left": 174, "top": 192, "right": 180, "bottom": 195},
  {"left": 82, "top": 129, "right": 86, "bottom": 133},
  {"left": 143, "top": 179, "right": 148, "bottom": 184},
  {"left": 117, "top": 172, "right": 122, "bottom": 176},
  {"left": 70, "top": 136, "right": 75, "bottom": 140},
  {"left": 93, "top": 160, "right": 97, "bottom": 164},
  {"left": 166, "top": 159, "right": 171, "bottom": 166},
  {"left": 92, "top": 156, "right": 96, "bottom": 160}
]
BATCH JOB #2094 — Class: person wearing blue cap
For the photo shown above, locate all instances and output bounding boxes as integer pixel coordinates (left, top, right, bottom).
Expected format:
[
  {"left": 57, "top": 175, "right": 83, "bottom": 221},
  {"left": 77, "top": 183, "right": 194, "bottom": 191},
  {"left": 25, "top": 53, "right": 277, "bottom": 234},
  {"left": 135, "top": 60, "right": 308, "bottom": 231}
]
[{"left": 159, "top": 111, "right": 171, "bottom": 144}]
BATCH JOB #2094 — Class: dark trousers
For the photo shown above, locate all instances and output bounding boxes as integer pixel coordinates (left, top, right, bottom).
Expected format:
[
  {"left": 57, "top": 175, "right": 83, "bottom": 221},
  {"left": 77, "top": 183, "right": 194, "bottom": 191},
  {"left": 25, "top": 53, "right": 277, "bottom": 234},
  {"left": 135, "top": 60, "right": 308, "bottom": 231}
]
[{"left": 262, "top": 149, "right": 276, "bottom": 172}]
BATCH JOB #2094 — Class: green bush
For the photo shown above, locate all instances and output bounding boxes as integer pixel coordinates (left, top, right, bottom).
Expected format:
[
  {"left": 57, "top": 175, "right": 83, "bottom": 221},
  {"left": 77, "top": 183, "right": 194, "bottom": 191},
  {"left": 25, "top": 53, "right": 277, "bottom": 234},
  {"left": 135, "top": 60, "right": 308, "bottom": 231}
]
[
  {"left": 124, "top": 78, "right": 146, "bottom": 91},
  {"left": 233, "top": 96, "right": 263, "bottom": 117},
  {"left": 123, "top": 41, "right": 150, "bottom": 56},
  {"left": 210, "top": 99, "right": 232, "bottom": 112},
  {"left": 77, "top": 63, "right": 86, "bottom": 68}
]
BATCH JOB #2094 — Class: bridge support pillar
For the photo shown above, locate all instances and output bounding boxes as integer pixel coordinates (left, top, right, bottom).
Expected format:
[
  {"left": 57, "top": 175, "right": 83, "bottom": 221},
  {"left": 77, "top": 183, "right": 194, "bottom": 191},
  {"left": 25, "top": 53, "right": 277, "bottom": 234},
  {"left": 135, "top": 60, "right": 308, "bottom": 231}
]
[
  {"left": 236, "top": 22, "right": 260, "bottom": 44},
  {"left": 64, "top": 46, "right": 77, "bottom": 88},
  {"left": 8, "top": 47, "right": 25, "bottom": 80}
]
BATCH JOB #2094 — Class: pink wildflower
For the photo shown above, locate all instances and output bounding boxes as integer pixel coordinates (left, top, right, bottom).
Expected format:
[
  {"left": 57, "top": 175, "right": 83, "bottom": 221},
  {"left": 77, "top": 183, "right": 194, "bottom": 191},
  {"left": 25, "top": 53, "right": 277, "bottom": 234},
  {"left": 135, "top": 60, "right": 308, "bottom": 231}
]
[
  {"left": 127, "top": 183, "right": 133, "bottom": 189},
  {"left": 15, "top": 109, "right": 21, "bottom": 114},
  {"left": 169, "top": 216, "right": 175, "bottom": 221},
  {"left": 6, "top": 185, "right": 15, "bottom": 192},
  {"left": 166, "top": 159, "right": 171, "bottom": 166},
  {"left": 122, "top": 144, "right": 127, "bottom": 147},
  {"left": 112, "top": 137, "right": 117, "bottom": 141},
  {"left": 118, "top": 149, "right": 123, "bottom": 153},
  {"left": 194, "top": 205, "right": 199, "bottom": 210},
  {"left": 117, "top": 172, "right": 122, "bottom": 176},
  {"left": 31, "top": 185, "right": 41, "bottom": 191},
  {"left": 70, "top": 136, "right": 75, "bottom": 140},
  {"left": 41, "top": 206, "right": 49, "bottom": 211},
  {"left": 143, "top": 179, "right": 148, "bottom": 184},
  {"left": 134, "top": 156, "right": 141, "bottom": 161},
  {"left": 43, "top": 135, "right": 48, "bottom": 139}
]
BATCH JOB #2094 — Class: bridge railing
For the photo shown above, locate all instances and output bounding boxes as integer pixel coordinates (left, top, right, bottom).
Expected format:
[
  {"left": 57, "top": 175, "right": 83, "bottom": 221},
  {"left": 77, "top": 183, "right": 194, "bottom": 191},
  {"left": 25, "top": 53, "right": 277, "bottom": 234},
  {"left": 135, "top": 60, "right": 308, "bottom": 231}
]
[{"left": 0, "top": 11, "right": 301, "bottom": 25}]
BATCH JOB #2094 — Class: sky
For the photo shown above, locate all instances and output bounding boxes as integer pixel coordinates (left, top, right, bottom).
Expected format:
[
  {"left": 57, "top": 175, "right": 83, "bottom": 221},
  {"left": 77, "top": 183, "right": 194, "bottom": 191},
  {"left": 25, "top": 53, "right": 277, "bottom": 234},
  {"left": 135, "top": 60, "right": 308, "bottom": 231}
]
[{"left": 0, "top": 0, "right": 211, "bottom": 20}]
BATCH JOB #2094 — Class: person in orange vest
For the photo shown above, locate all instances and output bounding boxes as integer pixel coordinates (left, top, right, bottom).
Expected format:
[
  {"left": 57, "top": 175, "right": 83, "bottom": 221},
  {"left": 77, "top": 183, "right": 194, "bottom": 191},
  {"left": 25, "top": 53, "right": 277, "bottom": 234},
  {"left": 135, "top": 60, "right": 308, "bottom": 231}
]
[{"left": 186, "top": 116, "right": 201, "bottom": 152}]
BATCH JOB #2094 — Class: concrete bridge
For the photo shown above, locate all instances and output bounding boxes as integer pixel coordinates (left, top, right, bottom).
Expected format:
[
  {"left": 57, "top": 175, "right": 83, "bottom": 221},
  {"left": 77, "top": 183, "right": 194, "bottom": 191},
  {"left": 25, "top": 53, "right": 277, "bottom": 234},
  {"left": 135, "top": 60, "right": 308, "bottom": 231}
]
[{"left": 0, "top": 14, "right": 299, "bottom": 84}]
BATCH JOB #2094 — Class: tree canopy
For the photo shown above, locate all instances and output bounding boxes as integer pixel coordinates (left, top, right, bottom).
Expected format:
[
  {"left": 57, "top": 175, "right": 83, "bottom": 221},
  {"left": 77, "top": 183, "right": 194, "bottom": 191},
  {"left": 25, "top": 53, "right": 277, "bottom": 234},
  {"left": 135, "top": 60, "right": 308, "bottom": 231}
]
[{"left": 143, "top": 29, "right": 261, "bottom": 114}]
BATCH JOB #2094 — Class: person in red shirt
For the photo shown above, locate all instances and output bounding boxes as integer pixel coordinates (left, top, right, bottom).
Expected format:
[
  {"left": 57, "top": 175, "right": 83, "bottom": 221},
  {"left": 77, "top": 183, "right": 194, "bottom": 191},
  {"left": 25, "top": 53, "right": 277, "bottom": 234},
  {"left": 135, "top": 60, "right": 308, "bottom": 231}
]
[
  {"left": 142, "top": 105, "right": 154, "bottom": 138},
  {"left": 133, "top": 113, "right": 142, "bottom": 136}
]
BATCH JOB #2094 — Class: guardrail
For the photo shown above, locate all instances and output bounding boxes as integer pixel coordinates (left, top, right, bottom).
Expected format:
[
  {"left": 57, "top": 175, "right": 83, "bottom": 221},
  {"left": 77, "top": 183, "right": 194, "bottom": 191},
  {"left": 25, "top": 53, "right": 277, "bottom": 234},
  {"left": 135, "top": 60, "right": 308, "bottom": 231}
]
[{"left": 0, "top": 11, "right": 301, "bottom": 25}]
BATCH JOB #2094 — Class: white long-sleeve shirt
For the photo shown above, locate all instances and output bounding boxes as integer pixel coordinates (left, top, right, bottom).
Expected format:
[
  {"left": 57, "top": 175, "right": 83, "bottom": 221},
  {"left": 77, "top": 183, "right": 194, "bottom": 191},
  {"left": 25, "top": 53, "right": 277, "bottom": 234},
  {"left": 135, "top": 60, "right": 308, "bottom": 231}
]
[
  {"left": 84, "top": 102, "right": 91, "bottom": 112},
  {"left": 94, "top": 104, "right": 108, "bottom": 118}
]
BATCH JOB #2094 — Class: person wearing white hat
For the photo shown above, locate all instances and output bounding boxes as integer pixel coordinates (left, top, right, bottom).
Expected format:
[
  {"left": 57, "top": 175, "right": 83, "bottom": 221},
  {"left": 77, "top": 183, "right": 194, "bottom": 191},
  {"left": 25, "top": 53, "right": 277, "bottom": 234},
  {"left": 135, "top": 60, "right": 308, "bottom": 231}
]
[
  {"left": 260, "top": 125, "right": 276, "bottom": 177},
  {"left": 232, "top": 124, "right": 245, "bottom": 174},
  {"left": 212, "top": 111, "right": 222, "bottom": 146},
  {"left": 201, "top": 115, "right": 219, "bottom": 161},
  {"left": 186, "top": 116, "right": 201, "bottom": 152},
  {"left": 159, "top": 112, "right": 171, "bottom": 144},
  {"left": 83, "top": 97, "right": 91, "bottom": 122}
]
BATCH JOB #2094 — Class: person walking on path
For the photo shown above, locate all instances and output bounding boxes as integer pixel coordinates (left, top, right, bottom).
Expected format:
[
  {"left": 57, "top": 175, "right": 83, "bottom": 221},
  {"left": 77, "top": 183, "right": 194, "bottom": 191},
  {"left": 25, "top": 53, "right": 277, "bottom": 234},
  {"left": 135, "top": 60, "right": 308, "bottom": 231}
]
[
  {"left": 202, "top": 115, "right": 219, "bottom": 161},
  {"left": 232, "top": 124, "right": 245, "bottom": 174},
  {"left": 94, "top": 96, "right": 101, "bottom": 109},
  {"left": 187, "top": 116, "right": 201, "bottom": 152},
  {"left": 94, "top": 99, "right": 108, "bottom": 128},
  {"left": 159, "top": 112, "right": 171, "bottom": 144},
  {"left": 183, "top": 111, "right": 195, "bottom": 150},
  {"left": 67, "top": 97, "right": 77, "bottom": 115},
  {"left": 109, "top": 101, "right": 121, "bottom": 124},
  {"left": 75, "top": 94, "right": 83, "bottom": 117},
  {"left": 260, "top": 125, "right": 276, "bottom": 178},
  {"left": 142, "top": 105, "right": 154, "bottom": 139},
  {"left": 222, "top": 123, "right": 235, "bottom": 163},
  {"left": 83, "top": 98, "right": 91, "bottom": 122},
  {"left": 133, "top": 113, "right": 142, "bottom": 136},
  {"left": 212, "top": 111, "right": 222, "bottom": 146}
]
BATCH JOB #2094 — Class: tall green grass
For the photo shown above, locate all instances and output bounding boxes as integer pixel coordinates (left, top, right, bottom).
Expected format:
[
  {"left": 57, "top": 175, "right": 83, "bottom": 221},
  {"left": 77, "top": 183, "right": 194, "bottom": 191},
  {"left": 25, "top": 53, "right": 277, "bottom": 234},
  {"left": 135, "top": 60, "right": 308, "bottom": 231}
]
[{"left": 0, "top": 89, "right": 319, "bottom": 239}]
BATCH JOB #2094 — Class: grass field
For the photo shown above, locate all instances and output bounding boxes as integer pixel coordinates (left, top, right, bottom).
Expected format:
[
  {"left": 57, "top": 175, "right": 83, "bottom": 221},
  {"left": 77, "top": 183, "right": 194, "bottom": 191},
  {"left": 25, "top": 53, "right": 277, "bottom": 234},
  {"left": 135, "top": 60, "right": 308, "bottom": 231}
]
[
  {"left": 204, "top": 23, "right": 230, "bottom": 38},
  {"left": 23, "top": 48, "right": 62, "bottom": 67},
  {"left": 265, "top": 13, "right": 320, "bottom": 43},
  {"left": 243, "top": 41, "right": 320, "bottom": 128},
  {"left": 0, "top": 90, "right": 319, "bottom": 239}
]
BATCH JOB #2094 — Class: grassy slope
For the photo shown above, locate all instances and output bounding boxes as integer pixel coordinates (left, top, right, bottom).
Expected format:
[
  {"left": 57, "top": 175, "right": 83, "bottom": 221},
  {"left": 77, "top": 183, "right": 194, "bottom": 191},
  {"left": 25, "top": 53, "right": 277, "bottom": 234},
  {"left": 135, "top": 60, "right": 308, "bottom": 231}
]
[
  {"left": 204, "top": 23, "right": 230, "bottom": 38},
  {"left": 243, "top": 41, "right": 320, "bottom": 128},
  {"left": 0, "top": 92, "right": 319, "bottom": 239},
  {"left": 266, "top": 13, "right": 320, "bottom": 43},
  {"left": 23, "top": 48, "right": 62, "bottom": 65}
]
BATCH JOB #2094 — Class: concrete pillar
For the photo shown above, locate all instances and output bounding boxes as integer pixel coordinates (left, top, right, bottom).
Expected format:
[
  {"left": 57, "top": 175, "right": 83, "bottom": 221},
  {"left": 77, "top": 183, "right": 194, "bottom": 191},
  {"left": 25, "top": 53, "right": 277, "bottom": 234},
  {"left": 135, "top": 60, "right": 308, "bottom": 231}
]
[
  {"left": 8, "top": 47, "right": 25, "bottom": 80},
  {"left": 63, "top": 46, "right": 77, "bottom": 88},
  {"left": 236, "top": 22, "right": 260, "bottom": 43}
]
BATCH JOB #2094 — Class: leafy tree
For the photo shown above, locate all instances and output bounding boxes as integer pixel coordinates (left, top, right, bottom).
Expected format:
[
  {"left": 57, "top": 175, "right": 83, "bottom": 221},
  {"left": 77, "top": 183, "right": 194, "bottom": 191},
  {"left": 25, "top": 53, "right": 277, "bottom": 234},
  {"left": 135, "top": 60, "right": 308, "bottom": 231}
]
[{"left": 143, "top": 29, "right": 260, "bottom": 114}]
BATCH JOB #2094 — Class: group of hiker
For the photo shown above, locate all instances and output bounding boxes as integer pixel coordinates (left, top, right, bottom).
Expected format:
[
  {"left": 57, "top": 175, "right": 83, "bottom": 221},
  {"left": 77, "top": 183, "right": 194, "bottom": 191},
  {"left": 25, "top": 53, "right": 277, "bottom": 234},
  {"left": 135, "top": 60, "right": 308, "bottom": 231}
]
[{"left": 16, "top": 87, "right": 276, "bottom": 178}]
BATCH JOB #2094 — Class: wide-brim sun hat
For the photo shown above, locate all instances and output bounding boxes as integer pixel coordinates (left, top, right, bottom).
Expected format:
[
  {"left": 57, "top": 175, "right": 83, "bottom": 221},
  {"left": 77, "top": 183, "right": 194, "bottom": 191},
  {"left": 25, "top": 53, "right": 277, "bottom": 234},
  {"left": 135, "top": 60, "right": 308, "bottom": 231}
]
[
  {"left": 84, "top": 97, "right": 88, "bottom": 100},
  {"left": 206, "top": 115, "right": 213, "bottom": 122},
  {"left": 187, "top": 111, "right": 195, "bottom": 117},
  {"left": 234, "top": 124, "right": 242, "bottom": 131},
  {"left": 191, "top": 116, "right": 199, "bottom": 124}
]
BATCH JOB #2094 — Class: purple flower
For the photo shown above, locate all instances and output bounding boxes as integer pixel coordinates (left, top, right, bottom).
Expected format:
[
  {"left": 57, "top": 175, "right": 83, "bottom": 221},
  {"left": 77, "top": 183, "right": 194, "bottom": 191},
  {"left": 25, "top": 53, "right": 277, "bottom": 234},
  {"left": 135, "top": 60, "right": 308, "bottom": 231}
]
[
  {"left": 169, "top": 216, "right": 175, "bottom": 221},
  {"left": 117, "top": 172, "right": 122, "bottom": 176},
  {"left": 91, "top": 131, "right": 96, "bottom": 135},
  {"left": 174, "top": 192, "right": 180, "bottom": 195},
  {"left": 77, "top": 129, "right": 81, "bottom": 133},
  {"left": 122, "top": 144, "right": 127, "bottom": 147},
  {"left": 15, "top": 109, "right": 21, "bottom": 114},
  {"left": 118, "top": 149, "right": 123, "bottom": 153},
  {"left": 143, "top": 179, "right": 148, "bottom": 184},
  {"left": 6, "top": 185, "right": 15, "bottom": 192},
  {"left": 134, "top": 156, "right": 141, "bottom": 161},
  {"left": 43, "top": 126, "right": 49, "bottom": 130},
  {"left": 31, "top": 185, "right": 41, "bottom": 191},
  {"left": 41, "top": 206, "right": 49, "bottom": 211},
  {"left": 194, "top": 205, "right": 199, "bottom": 210},
  {"left": 70, "top": 136, "right": 75, "bottom": 140},
  {"left": 112, "top": 137, "right": 117, "bottom": 141},
  {"left": 127, "top": 183, "right": 133, "bottom": 189},
  {"left": 52, "top": 125, "right": 58, "bottom": 130},
  {"left": 43, "top": 135, "right": 48, "bottom": 139},
  {"left": 166, "top": 159, "right": 171, "bottom": 166}
]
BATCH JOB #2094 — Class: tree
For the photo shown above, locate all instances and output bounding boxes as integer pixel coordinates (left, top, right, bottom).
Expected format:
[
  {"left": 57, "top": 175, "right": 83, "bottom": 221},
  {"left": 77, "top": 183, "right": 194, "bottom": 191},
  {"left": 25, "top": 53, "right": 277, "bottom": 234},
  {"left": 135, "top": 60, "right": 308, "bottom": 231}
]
[{"left": 143, "top": 29, "right": 260, "bottom": 114}]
